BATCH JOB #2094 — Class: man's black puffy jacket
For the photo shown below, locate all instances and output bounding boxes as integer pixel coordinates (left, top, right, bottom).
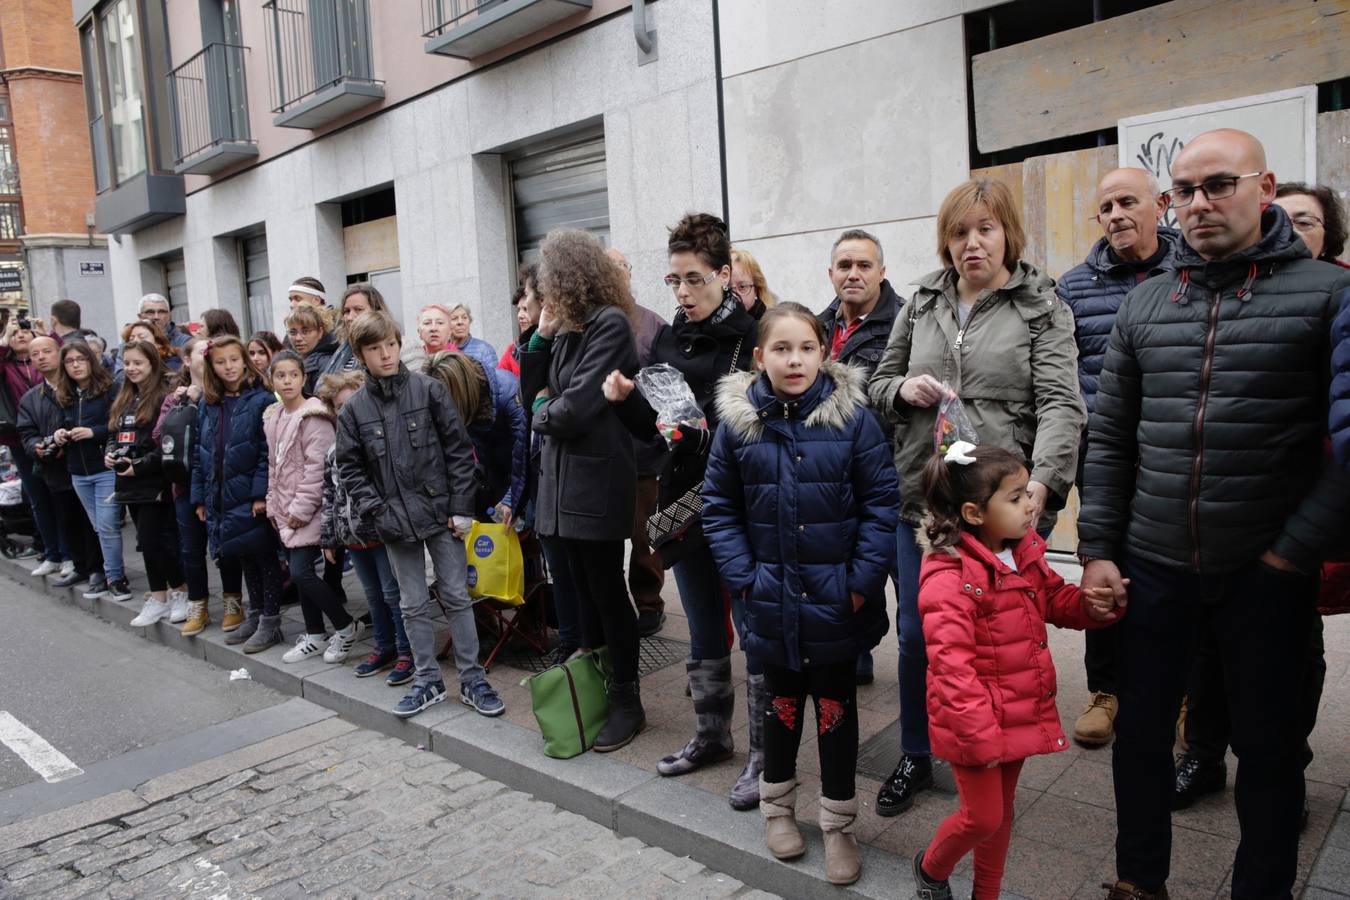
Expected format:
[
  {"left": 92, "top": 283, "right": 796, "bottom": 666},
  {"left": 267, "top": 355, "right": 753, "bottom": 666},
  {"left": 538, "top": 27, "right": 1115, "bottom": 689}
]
[
  {"left": 334, "top": 364, "right": 477, "bottom": 544},
  {"left": 818, "top": 279, "right": 904, "bottom": 377},
  {"left": 1057, "top": 227, "right": 1181, "bottom": 416},
  {"left": 17, "top": 382, "right": 70, "bottom": 491},
  {"left": 1079, "top": 206, "right": 1350, "bottom": 575}
]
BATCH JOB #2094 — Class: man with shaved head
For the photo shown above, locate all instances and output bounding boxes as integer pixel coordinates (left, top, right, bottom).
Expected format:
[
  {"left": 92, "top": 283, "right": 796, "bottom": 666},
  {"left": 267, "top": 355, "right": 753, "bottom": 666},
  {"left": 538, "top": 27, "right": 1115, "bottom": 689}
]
[
  {"left": 1058, "top": 167, "right": 1180, "bottom": 750},
  {"left": 1079, "top": 129, "right": 1350, "bottom": 899}
]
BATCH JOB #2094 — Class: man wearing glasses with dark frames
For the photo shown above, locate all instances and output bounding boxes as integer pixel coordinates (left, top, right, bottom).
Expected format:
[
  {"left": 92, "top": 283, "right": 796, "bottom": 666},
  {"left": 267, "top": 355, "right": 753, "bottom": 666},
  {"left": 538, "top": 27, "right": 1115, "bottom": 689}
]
[{"left": 1078, "top": 129, "right": 1350, "bottom": 900}]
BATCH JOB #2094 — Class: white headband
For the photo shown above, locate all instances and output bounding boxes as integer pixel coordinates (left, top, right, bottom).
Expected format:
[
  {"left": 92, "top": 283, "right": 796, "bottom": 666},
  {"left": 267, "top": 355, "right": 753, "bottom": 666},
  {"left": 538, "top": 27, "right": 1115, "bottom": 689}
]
[
  {"left": 287, "top": 284, "right": 327, "bottom": 302},
  {"left": 944, "top": 440, "right": 977, "bottom": 466}
]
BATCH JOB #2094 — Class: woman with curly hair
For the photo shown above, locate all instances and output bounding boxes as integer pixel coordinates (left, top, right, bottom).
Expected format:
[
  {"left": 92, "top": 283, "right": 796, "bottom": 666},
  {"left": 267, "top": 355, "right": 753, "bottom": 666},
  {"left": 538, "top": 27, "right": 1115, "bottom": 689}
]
[
  {"left": 602, "top": 212, "right": 763, "bottom": 809},
  {"left": 120, "top": 320, "right": 181, "bottom": 372},
  {"left": 520, "top": 227, "right": 644, "bottom": 752}
]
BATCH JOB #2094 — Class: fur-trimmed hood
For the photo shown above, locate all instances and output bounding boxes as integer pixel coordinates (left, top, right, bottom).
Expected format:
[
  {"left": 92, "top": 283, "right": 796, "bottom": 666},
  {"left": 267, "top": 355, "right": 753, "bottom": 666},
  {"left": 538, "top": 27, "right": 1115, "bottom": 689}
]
[
  {"left": 714, "top": 358, "right": 870, "bottom": 443},
  {"left": 263, "top": 395, "right": 333, "bottom": 424}
]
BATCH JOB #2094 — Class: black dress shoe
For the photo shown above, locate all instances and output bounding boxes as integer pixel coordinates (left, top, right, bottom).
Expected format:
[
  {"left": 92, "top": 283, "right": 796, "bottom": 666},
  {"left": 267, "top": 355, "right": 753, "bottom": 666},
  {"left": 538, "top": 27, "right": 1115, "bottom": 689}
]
[
  {"left": 1171, "top": 755, "right": 1226, "bottom": 810},
  {"left": 636, "top": 609, "right": 665, "bottom": 638},
  {"left": 876, "top": 753, "right": 933, "bottom": 817}
]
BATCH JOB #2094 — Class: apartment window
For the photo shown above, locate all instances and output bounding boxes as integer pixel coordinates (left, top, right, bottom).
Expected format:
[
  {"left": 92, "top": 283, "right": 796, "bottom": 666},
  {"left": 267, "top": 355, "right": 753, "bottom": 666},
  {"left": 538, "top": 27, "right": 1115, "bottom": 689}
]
[
  {"left": 101, "top": 0, "right": 148, "bottom": 184},
  {"left": 0, "top": 202, "right": 22, "bottom": 241}
]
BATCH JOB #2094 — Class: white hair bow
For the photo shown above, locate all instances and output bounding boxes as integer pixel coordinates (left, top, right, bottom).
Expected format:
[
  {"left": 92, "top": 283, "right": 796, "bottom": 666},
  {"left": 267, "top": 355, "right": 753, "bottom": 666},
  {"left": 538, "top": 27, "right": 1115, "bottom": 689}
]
[{"left": 944, "top": 440, "right": 977, "bottom": 466}]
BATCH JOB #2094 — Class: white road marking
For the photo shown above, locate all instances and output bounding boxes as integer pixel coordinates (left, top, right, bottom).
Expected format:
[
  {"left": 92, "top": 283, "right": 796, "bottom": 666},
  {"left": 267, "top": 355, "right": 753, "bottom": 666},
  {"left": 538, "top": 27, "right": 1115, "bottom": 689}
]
[{"left": 0, "top": 711, "right": 84, "bottom": 783}]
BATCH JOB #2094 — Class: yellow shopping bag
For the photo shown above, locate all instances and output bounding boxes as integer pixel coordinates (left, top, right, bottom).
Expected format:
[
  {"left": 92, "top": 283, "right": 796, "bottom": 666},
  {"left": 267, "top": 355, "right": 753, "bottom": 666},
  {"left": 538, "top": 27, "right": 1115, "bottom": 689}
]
[{"left": 465, "top": 521, "right": 525, "bottom": 606}]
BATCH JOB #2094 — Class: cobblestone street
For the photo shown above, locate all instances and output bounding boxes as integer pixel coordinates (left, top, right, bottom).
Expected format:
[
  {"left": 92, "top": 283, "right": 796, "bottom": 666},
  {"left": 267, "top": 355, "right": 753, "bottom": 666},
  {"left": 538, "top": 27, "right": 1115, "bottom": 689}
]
[{"left": 0, "top": 726, "right": 773, "bottom": 899}]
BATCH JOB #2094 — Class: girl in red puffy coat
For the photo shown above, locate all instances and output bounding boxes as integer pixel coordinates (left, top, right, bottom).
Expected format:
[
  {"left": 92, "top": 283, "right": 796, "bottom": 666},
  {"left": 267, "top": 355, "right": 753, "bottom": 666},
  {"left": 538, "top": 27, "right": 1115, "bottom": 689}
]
[{"left": 911, "top": 442, "right": 1121, "bottom": 900}]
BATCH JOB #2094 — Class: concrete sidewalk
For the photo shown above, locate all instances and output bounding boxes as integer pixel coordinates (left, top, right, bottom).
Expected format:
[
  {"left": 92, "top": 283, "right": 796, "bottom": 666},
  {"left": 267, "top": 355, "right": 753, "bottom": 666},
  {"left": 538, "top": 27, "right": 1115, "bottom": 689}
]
[{"left": 5, "top": 542, "right": 1347, "bottom": 899}]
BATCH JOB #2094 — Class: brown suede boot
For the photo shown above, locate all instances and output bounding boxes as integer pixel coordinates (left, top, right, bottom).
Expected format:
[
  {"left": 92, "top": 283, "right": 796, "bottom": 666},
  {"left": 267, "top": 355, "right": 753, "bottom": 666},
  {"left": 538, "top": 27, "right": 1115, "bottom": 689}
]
[
  {"left": 759, "top": 777, "right": 805, "bottom": 860},
  {"left": 220, "top": 593, "right": 245, "bottom": 632},
  {"left": 180, "top": 600, "right": 210, "bottom": 637},
  {"left": 819, "top": 795, "right": 860, "bottom": 885},
  {"left": 1073, "top": 692, "right": 1119, "bottom": 746}
]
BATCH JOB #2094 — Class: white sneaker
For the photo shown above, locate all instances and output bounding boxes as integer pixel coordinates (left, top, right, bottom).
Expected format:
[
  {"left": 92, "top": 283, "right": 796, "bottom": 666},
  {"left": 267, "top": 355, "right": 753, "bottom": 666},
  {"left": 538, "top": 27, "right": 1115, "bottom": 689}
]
[
  {"left": 324, "top": 620, "right": 364, "bottom": 663},
  {"left": 30, "top": 560, "right": 59, "bottom": 577},
  {"left": 129, "top": 598, "right": 172, "bottom": 627},
  {"left": 169, "top": 591, "right": 189, "bottom": 624},
  {"left": 56, "top": 560, "right": 76, "bottom": 579},
  {"left": 282, "top": 634, "right": 326, "bottom": 664}
]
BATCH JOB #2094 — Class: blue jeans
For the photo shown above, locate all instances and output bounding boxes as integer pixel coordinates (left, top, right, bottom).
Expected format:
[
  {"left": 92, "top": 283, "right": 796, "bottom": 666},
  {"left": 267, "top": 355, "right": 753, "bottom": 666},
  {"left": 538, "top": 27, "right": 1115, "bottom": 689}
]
[
  {"left": 15, "top": 449, "right": 64, "bottom": 562},
  {"left": 895, "top": 521, "right": 930, "bottom": 756},
  {"left": 174, "top": 494, "right": 210, "bottom": 601},
  {"left": 71, "top": 470, "right": 125, "bottom": 583},
  {"left": 671, "top": 543, "right": 736, "bottom": 661},
  {"left": 540, "top": 535, "right": 582, "bottom": 649},
  {"left": 349, "top": 544, "right": 409, "bottom": 656}
]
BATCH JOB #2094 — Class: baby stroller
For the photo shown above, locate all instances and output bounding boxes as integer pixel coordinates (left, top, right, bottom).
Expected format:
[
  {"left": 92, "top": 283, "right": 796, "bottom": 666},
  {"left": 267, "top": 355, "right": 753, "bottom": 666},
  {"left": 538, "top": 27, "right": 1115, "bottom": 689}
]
[{"left": 0, "top": 447, "right": 36, "bottom": 559}]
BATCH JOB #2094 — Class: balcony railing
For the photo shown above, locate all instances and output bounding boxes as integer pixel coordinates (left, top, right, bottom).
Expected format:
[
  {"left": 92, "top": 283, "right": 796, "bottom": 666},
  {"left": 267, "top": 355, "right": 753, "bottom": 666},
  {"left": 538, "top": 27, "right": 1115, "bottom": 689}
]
[
  {"left": 264, "top": 0, "right": 384, "bottom": 128},
  {"left": 167, "top": 43, "right": 258, "bottom": 175},
  {"left": 421, "top": 0, "right": 591, "bottom": 59}
]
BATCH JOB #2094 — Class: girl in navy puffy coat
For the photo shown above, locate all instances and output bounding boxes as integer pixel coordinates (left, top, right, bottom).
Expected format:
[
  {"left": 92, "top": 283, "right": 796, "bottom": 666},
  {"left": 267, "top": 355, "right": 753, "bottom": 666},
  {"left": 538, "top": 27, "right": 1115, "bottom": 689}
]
[
  {"left": 702, "top": 303, "right": 899, "bottom": 885},
  {"left": 191, "top": 336, "right": 286, "bottom": 654}
]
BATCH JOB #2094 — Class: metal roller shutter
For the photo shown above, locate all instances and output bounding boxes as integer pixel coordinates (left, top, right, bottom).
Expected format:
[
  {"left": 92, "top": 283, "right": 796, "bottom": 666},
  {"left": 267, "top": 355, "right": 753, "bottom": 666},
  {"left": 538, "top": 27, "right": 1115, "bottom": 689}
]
[
  {"left": 243, "top": 234, "right": 271, "bottom": 335},
  {"left": 510, "top": 126, "right": 609, "bottom": 263},
  {"left": 164, "top": 255, "right": 189, "bottom": 325}
]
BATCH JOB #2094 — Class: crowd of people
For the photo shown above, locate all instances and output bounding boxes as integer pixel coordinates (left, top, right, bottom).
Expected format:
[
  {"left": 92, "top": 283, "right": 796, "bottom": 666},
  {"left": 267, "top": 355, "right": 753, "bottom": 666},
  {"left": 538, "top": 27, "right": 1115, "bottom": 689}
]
[{"left": 1, "top": 127, "right": 1348, "bottom": 899}]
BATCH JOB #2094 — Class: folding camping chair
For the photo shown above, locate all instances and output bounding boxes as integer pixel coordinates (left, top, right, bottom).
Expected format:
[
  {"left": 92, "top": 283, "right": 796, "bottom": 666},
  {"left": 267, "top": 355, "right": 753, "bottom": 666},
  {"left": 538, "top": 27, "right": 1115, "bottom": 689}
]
[{"left": 434, "top": 530, "right": 551, "bottom": 672}]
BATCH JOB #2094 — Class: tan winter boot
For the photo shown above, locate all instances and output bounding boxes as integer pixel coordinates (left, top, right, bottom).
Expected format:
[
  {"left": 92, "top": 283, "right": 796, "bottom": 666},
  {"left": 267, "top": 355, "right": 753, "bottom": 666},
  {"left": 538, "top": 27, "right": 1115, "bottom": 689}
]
[
  {"left": 180, "top": 600, "right": 211, "bottom": 637},
  {"left": 1073, "top": 692, "right": 1119, "bottom": 746},
  {"left": 819, "top": 795, "right": 860, "bottom": 885},
  {"left": 220, "top": 593, "right": 245, "bottom": 632},
  {"left": 759, "top": 777, "right": 805, "bottom": 860}
]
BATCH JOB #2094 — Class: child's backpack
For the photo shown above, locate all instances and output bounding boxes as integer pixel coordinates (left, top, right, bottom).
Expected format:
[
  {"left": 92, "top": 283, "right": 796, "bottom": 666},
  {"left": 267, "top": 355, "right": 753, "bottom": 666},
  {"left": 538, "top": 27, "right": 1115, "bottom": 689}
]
[{"left": 159, "top": 395, "right": 197, "bottom": 486}]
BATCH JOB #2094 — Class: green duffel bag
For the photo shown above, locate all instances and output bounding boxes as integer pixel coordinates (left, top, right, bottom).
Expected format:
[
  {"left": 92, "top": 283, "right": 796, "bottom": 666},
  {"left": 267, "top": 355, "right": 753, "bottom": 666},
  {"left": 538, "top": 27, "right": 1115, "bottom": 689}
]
[{"left": 522, "top": 648, "right": 611, "bottom": 759}]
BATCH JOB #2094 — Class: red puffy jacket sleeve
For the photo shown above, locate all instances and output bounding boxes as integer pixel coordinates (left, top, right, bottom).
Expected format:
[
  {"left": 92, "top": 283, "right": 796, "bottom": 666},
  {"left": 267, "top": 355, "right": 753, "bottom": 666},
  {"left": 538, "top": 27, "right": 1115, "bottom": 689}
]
[
  {"left": 919, "top": 566, "right": 1003, "bottom": 767},
  {"left": 1035, "top": 561, "right": 1112, "bottom": 631}
]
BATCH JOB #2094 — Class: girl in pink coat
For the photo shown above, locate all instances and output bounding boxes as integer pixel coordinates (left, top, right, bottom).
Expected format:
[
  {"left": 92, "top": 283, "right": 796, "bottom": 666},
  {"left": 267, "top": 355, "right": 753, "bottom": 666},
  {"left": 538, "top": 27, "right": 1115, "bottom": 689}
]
[
  {"left": 263, "top": 351, "right": 362, "bottom": 665},
  {"left": 911, "top": 442, "right": 1122, "bottom": 900}
]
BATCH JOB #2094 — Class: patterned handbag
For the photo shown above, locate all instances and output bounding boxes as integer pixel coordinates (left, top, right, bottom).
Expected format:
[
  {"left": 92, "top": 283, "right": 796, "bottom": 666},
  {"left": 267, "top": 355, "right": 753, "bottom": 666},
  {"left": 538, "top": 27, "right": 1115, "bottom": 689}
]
[{"left": 644, "top": 334, "right": 745, "bottom": 567}]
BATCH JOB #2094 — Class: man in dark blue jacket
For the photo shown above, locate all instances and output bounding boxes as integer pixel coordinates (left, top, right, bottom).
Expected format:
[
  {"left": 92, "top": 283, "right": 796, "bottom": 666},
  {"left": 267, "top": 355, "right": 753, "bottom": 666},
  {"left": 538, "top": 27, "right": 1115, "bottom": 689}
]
[
  {"left": 1056, "top": 168, "right": 1179, "bottom": 750},
  {"left": 1333, "top": 286, "right": 1350, "bottom": 471}
]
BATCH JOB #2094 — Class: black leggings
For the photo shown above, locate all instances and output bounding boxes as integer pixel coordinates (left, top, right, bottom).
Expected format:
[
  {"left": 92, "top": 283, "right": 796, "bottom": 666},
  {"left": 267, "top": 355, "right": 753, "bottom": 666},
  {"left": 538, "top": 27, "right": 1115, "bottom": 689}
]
[
  {"left": 763, "top": 659, "right": 859, "bottom": 801},
  {"left": 128, "top": 501, "right": 184, "bottom": 592},
  {"left": 219, "top": 556, "right": 242, "bottom": 595},
  {"left": 289, "top": 545, "right": 352, "bottom": 634},
  {"left": 562, "top": 538, "right": 639, "bottom": 684},
  {"left": 231, "top": 552, "right": 284, "bottom": 617}
]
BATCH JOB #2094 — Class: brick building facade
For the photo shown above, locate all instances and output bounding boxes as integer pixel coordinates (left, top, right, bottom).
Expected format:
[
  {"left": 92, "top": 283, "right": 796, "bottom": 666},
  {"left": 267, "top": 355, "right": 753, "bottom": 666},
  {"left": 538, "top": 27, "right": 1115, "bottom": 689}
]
[{"left": 0, "top": 0, "right": 112, "bottom": 337}]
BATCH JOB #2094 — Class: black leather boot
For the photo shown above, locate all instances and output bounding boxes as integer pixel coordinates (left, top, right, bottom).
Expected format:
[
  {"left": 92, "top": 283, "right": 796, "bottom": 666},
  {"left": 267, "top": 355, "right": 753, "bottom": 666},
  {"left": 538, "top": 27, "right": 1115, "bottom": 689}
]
[
  {"left": 876, "top": 753, "right": 933, "bottom": 817},
  {"left": 594, "top": 681, "right": 646, "bottom": 752},
  {"left": 1171, "top": 754, "right": 1225, "bottom": 810}
]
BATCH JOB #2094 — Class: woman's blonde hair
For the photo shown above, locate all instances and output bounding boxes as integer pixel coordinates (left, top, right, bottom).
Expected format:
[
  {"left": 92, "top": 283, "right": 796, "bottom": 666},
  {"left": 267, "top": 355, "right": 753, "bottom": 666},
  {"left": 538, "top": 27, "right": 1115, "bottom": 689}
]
[
  {"left": 731, "top": 248, "right": 778, "bottom": 308},
  {"left": 284, "top": 304, "right": 328, "bottom": 335},
  {"left": 936, "top": 178, "right": 1026, "bottom": 272},
  {"left": 424, "top": 351, "right": 489, "bottom": 425},
  {"left": 537, "top": 229, "right": 635, "bottom": 329},
  {"left": 317, "top": 370, "right": 366, "bottom": 412}
]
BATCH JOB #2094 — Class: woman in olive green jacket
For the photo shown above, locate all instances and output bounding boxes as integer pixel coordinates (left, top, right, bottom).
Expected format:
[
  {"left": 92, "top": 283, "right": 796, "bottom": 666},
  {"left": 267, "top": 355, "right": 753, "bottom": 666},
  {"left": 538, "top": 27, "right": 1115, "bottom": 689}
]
[{"left": 865, "top": 178, "right": 1085, "bottom": 817}]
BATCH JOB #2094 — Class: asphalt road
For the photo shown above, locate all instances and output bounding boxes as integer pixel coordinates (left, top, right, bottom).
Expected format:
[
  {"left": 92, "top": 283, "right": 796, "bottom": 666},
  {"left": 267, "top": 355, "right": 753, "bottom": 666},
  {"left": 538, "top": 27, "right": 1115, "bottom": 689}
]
[{"left": 0, "top": 578, "right": 283, "bottom": 794}]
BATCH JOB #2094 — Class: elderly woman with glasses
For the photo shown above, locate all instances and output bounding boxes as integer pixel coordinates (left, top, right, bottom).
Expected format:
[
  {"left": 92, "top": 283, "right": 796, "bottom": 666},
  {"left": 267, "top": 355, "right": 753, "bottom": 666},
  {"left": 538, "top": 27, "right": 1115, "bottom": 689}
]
[
  {"left": 602, "top": 212, "right": 766, "bottom": 811},
  {"left": 1274, "top": 182, "right": 1348, "bottom": 268}
]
